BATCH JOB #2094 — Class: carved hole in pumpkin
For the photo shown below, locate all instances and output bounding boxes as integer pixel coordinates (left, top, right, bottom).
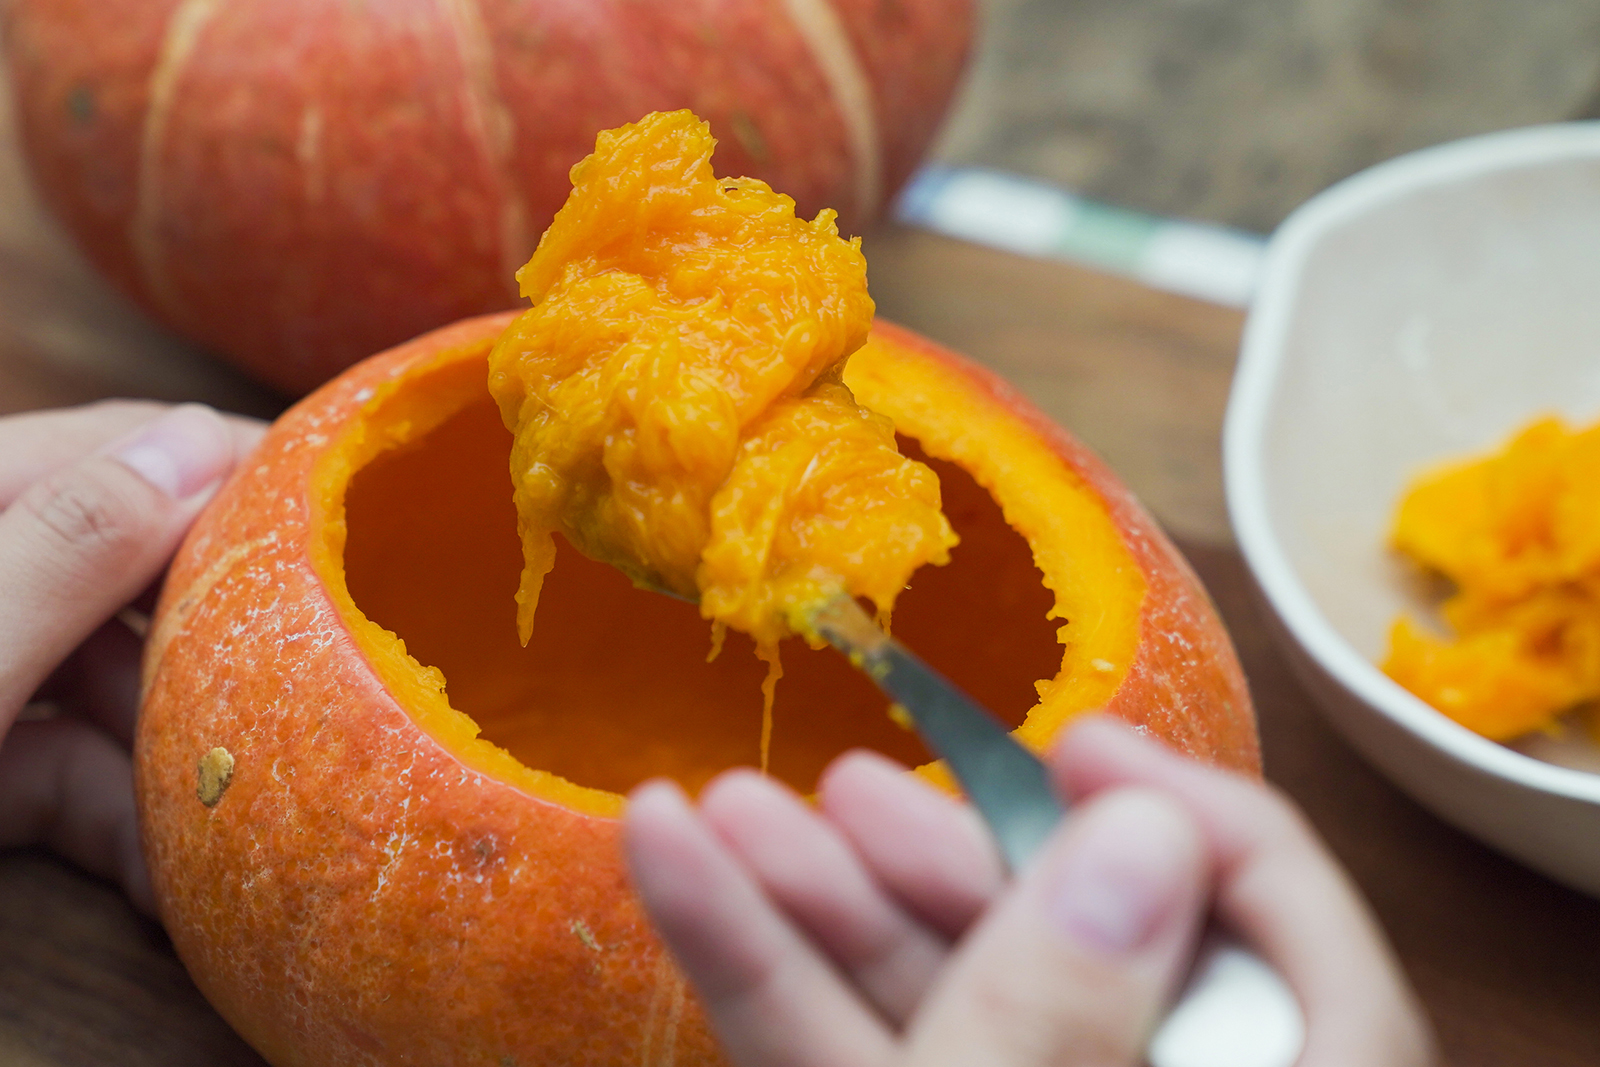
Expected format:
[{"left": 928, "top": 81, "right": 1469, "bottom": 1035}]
[{"left": 343, "top": 392, "right": 1060, "bottom": 796}]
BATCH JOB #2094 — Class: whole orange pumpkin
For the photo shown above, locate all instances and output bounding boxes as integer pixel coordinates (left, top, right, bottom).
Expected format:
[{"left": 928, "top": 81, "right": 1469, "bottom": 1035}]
[
  {"left": 135, "top": 312, "right": 1256, "bottom": 1066},
  {"left": 5, "top": 0, "right": 972, "bottom": 394}
]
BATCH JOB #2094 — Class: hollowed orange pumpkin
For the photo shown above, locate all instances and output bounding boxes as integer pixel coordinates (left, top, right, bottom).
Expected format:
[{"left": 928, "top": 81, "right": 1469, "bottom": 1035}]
[{"left": 135, "top": 313, "right": 1257, "bottom": 1066}]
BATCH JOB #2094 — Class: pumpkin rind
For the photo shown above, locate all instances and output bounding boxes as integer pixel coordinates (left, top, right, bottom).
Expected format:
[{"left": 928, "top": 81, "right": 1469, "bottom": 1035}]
[
  {"left": 136, "top": 312, "right": 1255, "bottom": 1067},
  {"left": 856, "top": 323, "right": 1257, "bottom": 773}
]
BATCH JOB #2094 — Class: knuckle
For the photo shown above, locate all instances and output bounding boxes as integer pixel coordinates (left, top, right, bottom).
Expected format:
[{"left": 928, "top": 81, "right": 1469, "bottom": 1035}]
[{"left": 18, "top": 464, "right": 155, "bottom": 567}]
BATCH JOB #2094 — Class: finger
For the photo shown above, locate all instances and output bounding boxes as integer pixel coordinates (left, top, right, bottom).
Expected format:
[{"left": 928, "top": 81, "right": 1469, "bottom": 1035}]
[
  {"left": 0, "top": 401, "right": 168, "bottom": 506},
  {"left": 0, "top": 717, "right": 154, "bottom": 914},
  {"left": 1053, "top": 717, "right": 1438, "bottom": 1067},
  {"left": 700, "top": 768, "right": 951, "bottom": 1025},
  {"left": 0, "top": 404, "right": 239, "bottom": 734},
  {"left": 0, "top": 401, "right": 265, "bottom": 509},
  {"left": 818, "top": 750, "right": 1004, "bottom": 938},
  {"left": 624, "top": 780, "right": 893, "bottom": 1067},
  {"left": 903, "top": 787, "right": 1209, "bottom": 1066},
  {"left": 37, "top": 614, "right": 145, "bottom": 746}
]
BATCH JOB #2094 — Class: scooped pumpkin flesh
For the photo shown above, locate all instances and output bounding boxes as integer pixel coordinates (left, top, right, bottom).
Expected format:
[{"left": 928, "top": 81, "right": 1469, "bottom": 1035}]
[
  {"left": 487, "top": 110, "right": 956, "bottom": 655},
  {"left": 1385, "top": 415, "right": 1600, "bottom": 740}
]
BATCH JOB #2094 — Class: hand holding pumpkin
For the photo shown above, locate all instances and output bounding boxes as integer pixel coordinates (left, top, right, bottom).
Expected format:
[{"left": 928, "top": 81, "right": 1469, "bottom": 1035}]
[
  {"left": 625, "top": 716, "right": 1439, "bottom": 1067},
  {"left": 0, "top": 401, "right": 263, "bottom": 913}
]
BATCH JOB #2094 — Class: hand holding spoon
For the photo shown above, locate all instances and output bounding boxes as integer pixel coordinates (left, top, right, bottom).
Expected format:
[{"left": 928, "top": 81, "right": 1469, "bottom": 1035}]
[{"left": 805, "top": 595, "right": 1305, "bottom": 1067}]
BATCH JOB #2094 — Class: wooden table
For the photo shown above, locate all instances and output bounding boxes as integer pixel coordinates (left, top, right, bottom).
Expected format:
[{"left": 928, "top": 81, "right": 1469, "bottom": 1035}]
[{"left": 5, "top": 118, "right": 1600, "bottom": 1067}]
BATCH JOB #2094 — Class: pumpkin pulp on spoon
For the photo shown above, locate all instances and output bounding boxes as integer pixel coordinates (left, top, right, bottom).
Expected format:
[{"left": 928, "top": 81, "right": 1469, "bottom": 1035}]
[{"left": 487, "top": 111, "right": 958, "bottom": 769}]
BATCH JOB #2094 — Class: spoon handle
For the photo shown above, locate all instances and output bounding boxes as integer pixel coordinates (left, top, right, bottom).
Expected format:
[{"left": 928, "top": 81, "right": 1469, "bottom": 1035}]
[
  {"left": 809, "top": 595, "right": 1060, "bottom": 872},
  {"left": 808, "top": 595, "right": 1304, "bottom": 1067}
]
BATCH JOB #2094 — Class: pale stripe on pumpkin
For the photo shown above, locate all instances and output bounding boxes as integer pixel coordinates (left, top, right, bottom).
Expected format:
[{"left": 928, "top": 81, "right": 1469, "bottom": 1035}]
[
  {"left": 436, "top": 0, "right": 532, "bottom": 298},
  {"left": 780, "top": 0, "right": 883, "bottom": 221},
  {"left": 132, "top": 0, "right": 224, "bottom": 318},
  {"left": 296, "top": 105, "right": 326, "bottom": 204},
  {"left": 142, "top": 531, "right": 280, "bottom": 700},
  {"left": 639, "top": 951, "right": 689, "bottom": 1067}
]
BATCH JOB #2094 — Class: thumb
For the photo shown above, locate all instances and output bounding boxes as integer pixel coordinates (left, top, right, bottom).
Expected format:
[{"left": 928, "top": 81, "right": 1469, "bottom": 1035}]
[
  {"left": 0, "top": 404, "right": 237, "bottom": 732},
  {"left": 901, "top": 788, "right": 1209, "bottom": 1066}
]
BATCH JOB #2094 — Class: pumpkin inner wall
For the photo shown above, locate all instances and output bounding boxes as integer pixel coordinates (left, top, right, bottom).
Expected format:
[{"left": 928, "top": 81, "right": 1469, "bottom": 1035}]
[{"left": 342, "top": 391, "right": 1060, "bottom": 796}]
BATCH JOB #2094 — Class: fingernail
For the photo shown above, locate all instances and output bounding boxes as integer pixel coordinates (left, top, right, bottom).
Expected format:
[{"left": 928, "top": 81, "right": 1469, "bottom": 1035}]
[
  {"left": 1046, "top": 790, "right": 1197, "bottom": 955},
  {"left": 110, "top": 405, "right": 232, "bottom": 500},
  {"left": 628, "top": 779, "right": 692, "bottom": 817}
]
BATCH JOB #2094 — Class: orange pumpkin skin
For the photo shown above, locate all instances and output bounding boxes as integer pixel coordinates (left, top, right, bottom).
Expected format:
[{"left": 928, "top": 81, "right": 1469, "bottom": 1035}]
[
  {"left": 6, "top": 0, "right": 972, "bottom": 395},
  {"left": 135, "top": 313, "right": 1256, "bottom": 1067}
]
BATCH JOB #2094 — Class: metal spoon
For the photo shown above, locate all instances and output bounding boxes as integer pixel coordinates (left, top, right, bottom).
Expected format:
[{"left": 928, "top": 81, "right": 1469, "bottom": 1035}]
[{"left": 806, "top": 595, "right": 1305, "bottom": 1067}]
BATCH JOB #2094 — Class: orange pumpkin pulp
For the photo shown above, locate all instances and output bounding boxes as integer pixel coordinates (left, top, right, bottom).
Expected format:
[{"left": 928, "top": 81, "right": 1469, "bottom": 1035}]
[
  {"left": 1384, "top": 414, "right": 1600, "bottom": 740},
  {"left": 486, "top": 110, "right": 958, "bottom": 769}
]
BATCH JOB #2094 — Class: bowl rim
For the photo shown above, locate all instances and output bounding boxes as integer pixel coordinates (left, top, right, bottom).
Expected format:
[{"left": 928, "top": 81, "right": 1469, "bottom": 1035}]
[{"left": 1224, "top": 120, "right": 1600, "bottom": 805}]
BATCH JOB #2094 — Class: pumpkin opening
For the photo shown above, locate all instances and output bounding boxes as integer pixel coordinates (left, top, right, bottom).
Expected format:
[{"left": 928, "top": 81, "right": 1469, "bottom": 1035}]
[
  {"left": 340, "top": 373, "right": 1059, "bottom": 799},
  {"left": 310, "top": 329, "right": 1150, "bottom": 813}
]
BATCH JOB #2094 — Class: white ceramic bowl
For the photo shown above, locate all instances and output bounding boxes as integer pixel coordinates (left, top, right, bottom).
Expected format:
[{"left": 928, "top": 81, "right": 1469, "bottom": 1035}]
[{"left": 1225, "top": 123, "right": 1600, "bottom": 896}]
